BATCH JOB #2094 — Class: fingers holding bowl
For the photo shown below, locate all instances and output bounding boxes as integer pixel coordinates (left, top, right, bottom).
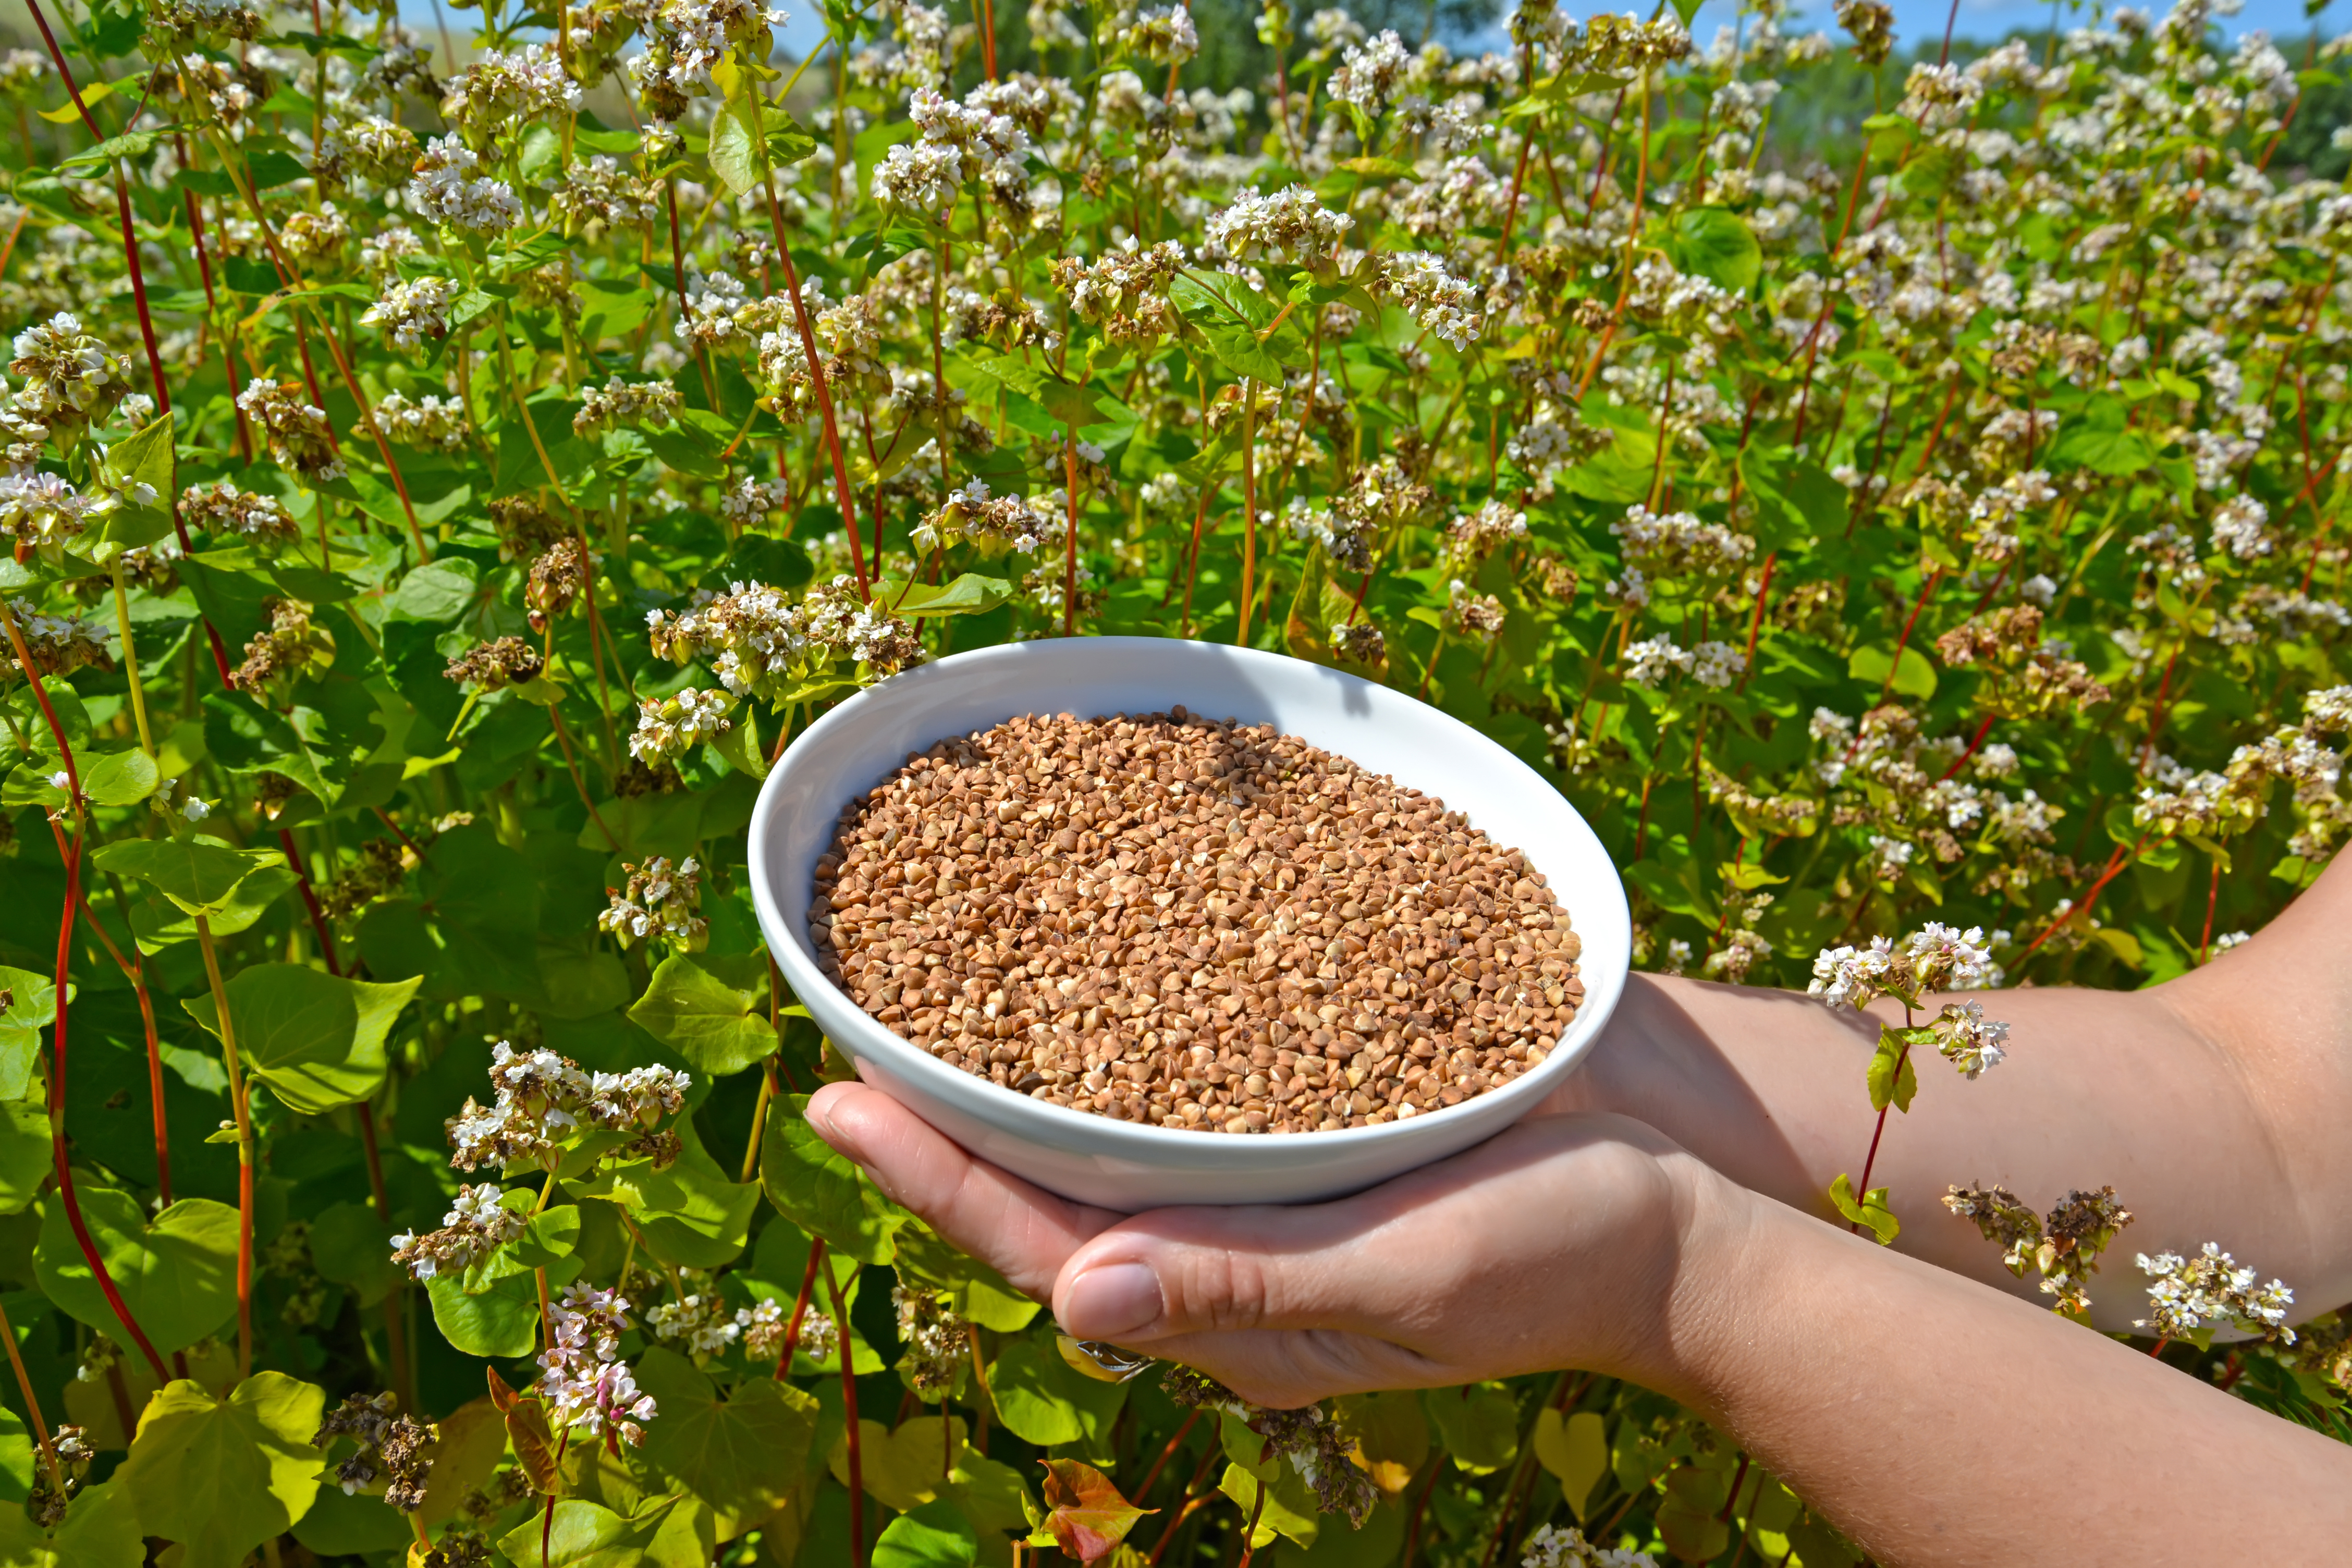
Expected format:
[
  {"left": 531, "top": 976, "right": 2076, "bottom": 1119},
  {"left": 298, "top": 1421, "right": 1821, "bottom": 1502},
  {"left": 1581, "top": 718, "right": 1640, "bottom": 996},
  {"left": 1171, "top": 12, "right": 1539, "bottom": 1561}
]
[{"left": 806, "top": 1079, "right": 1120, "bottom": 1302}]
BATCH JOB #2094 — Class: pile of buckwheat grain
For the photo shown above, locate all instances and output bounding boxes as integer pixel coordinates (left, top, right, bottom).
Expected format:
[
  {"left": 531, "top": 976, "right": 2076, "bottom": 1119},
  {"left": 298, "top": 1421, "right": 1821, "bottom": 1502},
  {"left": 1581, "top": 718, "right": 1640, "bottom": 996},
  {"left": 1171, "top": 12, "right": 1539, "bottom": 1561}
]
[{"left": 810, "top": 709, "right": 1583, "bottom": 1134}]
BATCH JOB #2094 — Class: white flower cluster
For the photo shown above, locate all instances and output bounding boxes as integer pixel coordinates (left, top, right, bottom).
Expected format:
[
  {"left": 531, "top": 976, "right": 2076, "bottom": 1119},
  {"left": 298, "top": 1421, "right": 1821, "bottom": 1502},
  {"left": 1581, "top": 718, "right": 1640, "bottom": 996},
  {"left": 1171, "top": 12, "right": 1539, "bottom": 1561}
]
[
  {"left": 370, "top": 391, "right": 470, "bottom": 452},
  {"left": 408, "top": 137, "right": 522, "bottom": 233},
  {"left": 1119, "top": 3, "right": 1198, "bottom": 63},
  {"left": 1930, "top": 998, "right": 2009, "bottom": 1077},
  {"left": 1623, "top": 634, "right": 1744, "bottom": 689},
  {"left": 1205, "top": 186, "right": 1353, "bottom": 263},
  {"left": 1610, "top": 504, "right": 1756, "bottom": 577},
  {"left": 387, "top": 1183, "right": 528, "bottom": 1281},
  {"left": 446, "top": 1041, "right": 691, "bottom": 1172},
  {"left": 720, "top": 475, "right": 787, "bottom": 524},
  {"left": 2209, "top": 494, "right": 2270, "bottom": 559},
  {"left": 629, "top": 684, "right": 736, "bottom": 764},
  {"left": 647, "top": 1277, "right": 743, "bottom": 1359},
  {"left": 599, "top": 855, "right": 709, "bottom": 951},
  {"left": 872, "top": 84, "right": 1033, "bottom": 216},
  {"left": 2136, "top": 1243, "right": 2297, "bottom": 1343},
  {"left": 1329, "top": 28, "right": 1415, "bottom": 112},
  {"left": 1809, "top": 923, "right": 1999, "bottom": 1010},
  {"left": 0, "top": 469, "right": 123, "bottom": 547},
  {"left": 439, "top": 42, "right": 581, "bottom": 132},
  {"left": 360, "top": 275, "right": 457, "bottom": 350},
  {"left": 1448, "top": 500, "right": 1528, "bottom": 559},
  {"left": 8, "top": 311, "right": 130, "bottom": 438},
  {"left": 1375, "top": 251, "right": 1481, "bottom": 350},
  {"left": 1520, "top": 1523, "right": 1656, "bottom": 1567},
  {"left": 575, "top": 377, "right": 684, "bottom": 435},
  {"left": 540, "top": 1283, "right": 658, "bottom": 1446}
]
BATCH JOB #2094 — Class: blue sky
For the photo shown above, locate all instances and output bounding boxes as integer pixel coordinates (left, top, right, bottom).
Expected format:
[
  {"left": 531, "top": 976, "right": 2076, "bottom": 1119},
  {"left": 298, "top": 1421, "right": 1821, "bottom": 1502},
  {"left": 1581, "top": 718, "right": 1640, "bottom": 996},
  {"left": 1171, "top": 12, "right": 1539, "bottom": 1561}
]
[{"left": 755, "top": 0, "right": 2340, "bottom": 59}]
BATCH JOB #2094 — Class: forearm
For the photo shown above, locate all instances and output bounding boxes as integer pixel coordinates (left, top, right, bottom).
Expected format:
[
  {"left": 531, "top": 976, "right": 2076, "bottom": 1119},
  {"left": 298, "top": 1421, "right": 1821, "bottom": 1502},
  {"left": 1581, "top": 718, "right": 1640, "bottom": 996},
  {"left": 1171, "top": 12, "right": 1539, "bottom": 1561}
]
[
  {"left": 1655, "top": 1176, "right": 2352, "bottom": 1564},
  {"left": 1561, "top": 946, "right": 2352, "bottom": 1326}
]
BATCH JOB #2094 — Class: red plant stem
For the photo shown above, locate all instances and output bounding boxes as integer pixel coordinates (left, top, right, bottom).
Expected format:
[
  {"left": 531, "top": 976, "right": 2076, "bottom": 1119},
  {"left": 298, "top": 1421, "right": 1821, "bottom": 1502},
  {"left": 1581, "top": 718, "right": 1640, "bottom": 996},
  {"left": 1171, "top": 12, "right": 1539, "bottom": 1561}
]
[
  {"left": 1131, "top": 1408, "right": 1198, "bottom": 1503},
  {"left": 26, "top": 0, "right": 173, "bottom": 421},
  {"left": 1496, "top": 117, "right": 1534, "bottom": 258},
  {"left": 1178, "top": 472, "right": 1211, "bottom": 639},
  {"left": 1741, "top": 549, "right": 1778, "bottom": 680},
  {"left": 825, "top": 1259, "right": 866, "bottom": 1566},
  {"left": 2139, "top": 644, "right": 2183, "bottom": 768},
  {"left": 1400, "top": 1457, "right": 1445, "bottom": 1568},
  {"left": 976, "top": 0, "right": 998, "bottom": 78},
  {"left": 1235, "top": 1477, "right": 1269, "bottom": 1568},
  {"left": 1064, "top": 423, "right": 1082, "bottom": 637},
  {"left": 1146, "top": 1440, "right": 1227, "bottom": 1566},
  {"left": 2198, "top": 858, "right": 2223, "bottom": 965},
  {"left": 1847, "top": 1042, "right": 1908, "bottom": 1231},
  {"left": 354, "top": 1093, "right": 410, "bottom": 1404},
  {"left": 2016, "top": 836, "right": 2144, "bottom": 967},
  {"left": 1939, "top": 713, "right": 1997, "bottom": 781},
  {"left": 1235, "top": 391, "right": 1259, "bottom": 645},
  {"left": 75, "top": 892, "right": 171, "bottom": 1205},
  {"left": 0, "top": 610, "right": 169, "bottom": 1382},
  {"left": 775, "top": 1238, "right": 826, "bottom": 1378},
  {"left": 1880, "top": 567, "right": 1945, "bottom": 702},
  {"left": 278, "top": 827, "right": 339, "bottom": 974},
  {"left": 1717, "top": 1454, "right": 1753, "bottom": 1521},
  {"left": 773, "top": 243, "right": 869, "bottom": 601}
]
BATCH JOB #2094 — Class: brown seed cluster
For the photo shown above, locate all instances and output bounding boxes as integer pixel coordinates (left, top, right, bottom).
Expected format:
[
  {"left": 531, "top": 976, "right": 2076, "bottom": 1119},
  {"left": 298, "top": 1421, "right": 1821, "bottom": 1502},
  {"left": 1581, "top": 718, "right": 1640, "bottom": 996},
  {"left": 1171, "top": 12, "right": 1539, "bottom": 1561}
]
[{"left": 811, "top": 710, "right": 1583, "bottom": 1134}]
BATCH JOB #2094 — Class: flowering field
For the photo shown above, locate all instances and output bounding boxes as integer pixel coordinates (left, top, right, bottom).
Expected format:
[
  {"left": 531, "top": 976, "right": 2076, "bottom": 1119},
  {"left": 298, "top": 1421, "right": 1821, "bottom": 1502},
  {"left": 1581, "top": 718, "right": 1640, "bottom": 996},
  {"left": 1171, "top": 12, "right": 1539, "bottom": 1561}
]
[{"left": 0, "top": 0, "right": 2347, "bottom": 1559}]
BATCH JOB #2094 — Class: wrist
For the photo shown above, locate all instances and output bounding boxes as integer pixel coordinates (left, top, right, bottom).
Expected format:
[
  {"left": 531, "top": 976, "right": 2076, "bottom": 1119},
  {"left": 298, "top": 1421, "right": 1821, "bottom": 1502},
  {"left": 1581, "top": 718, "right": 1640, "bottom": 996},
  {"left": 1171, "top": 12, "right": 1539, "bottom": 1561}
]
[{"left": 1644, "top": 1148, "right": 1777, "bottom": 1413}]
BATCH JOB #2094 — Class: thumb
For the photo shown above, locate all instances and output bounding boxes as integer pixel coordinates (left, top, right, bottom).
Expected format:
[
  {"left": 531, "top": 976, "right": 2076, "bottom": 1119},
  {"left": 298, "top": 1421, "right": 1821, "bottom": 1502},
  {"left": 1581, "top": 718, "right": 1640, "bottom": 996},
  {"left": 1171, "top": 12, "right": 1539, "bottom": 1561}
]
[{"left": 1049, "top": 1200, "right": 1419, "bottom": 1345}]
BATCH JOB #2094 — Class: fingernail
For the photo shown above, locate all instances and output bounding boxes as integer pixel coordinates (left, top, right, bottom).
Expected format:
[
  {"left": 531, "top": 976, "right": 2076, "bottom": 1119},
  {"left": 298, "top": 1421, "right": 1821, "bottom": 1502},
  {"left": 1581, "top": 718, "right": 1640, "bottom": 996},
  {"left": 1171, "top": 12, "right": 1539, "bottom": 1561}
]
[
  {"left": 811, "top": 1098, "right": 861, "bottom": 1159},
  {"left": 1063, "top": 1263, "right": 1162, "bottom": 1339}
]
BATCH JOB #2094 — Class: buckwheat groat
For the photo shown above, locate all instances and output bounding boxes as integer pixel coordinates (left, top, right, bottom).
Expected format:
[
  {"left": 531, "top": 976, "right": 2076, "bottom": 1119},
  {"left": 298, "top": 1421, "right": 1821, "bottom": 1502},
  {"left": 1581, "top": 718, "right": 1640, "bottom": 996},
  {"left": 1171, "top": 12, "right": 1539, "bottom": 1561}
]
[{"left": 811, "top": 709, "right": 1582, "bottom": 1133}]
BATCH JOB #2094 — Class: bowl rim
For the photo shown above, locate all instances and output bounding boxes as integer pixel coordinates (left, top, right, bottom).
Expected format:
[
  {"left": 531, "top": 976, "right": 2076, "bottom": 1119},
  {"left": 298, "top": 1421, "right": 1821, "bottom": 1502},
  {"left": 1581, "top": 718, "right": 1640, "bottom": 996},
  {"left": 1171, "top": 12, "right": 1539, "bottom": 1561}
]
[{"left": 746, "top": 636, "right": 1630, "bottom": 1154}]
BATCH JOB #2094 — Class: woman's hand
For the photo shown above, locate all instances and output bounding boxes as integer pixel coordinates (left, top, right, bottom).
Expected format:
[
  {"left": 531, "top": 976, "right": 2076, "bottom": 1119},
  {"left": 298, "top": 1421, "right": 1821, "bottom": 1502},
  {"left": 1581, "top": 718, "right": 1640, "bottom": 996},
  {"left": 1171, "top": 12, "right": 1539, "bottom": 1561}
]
[{"left": 807, "top": 1079, "right": 1740, "bottom": 1408}]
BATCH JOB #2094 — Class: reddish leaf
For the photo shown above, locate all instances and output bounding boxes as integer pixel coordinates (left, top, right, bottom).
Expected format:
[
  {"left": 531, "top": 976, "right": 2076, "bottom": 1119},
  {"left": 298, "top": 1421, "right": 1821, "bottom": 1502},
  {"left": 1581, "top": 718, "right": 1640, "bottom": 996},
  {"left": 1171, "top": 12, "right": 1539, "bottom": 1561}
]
[
  {"left": 1039, "top": 1457, "right": 1154, "bottom": 1564},
  {"left": 486, "top": 1365, "right": 563, "bottom": 1497}
]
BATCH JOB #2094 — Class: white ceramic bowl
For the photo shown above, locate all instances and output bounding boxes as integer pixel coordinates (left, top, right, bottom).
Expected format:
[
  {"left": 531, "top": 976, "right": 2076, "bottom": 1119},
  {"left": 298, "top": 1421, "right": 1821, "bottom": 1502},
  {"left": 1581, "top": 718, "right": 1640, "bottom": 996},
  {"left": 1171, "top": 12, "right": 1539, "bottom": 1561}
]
[{"left": 746, "top": 638, "right": 1631, "bottom": 1210}]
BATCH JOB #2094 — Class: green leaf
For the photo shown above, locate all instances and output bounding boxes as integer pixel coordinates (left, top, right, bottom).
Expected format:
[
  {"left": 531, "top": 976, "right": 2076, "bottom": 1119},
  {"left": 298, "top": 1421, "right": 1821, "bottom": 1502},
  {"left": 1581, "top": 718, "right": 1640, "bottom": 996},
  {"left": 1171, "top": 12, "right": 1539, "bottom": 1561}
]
[
  {"left": 2047, "top": 423, "right": 2155, "bottom": 476},
  {"left": 0, "top": 965, "right": 66, "bottom": 1100},
  {"left": 0, "top": 1102, "right": 52, "bottom": 1215},
  {"left": 386, "top": 558, "right": 480, "bottom": 622},
  {"left": 877, "top": 1497, "right": 981, "bottom": 1568},
  {"left": 307, "top": 1200, "right": 403, "bottom": 1306},
  {"left": 764, "top": 112, "right": 819, "bottom": 166},
  {"left": 1847, "top": 642, "right": 1938, "bottom": 700},
  {"left": 131, "top": 865, "right": 298, "bottom": 950},
  {"left": 579, "top": 1120, "right": 761, "bottom": 1268},
  {"left": 120, "top": 1373, "right": 327, "bottom": 1568},
  {"left": 428, "top": 1268, "right": 542, "bottom": 1358},
  {"left": 1867, "top": 1025, "right": 1927, "bottom": 1113},
  {"left": 34, "top": 1191, "right": 240, "bottom": 1354},
  {"left": 988, "top": 1334, "right": 1128, "bottom": 1451},
  {"left": 495, "top": 1498, "right": 680, "bottom": 1567},
  {"left": 881, "top": 573, "right": 1015, "bottom": 618},
  {"left": 78, "top": 748, "right": 158, "bottom": 806},
  {"left": 90, "top": 838, "right": 283, "bottom": 916},
  {"left": 760, "top": 1093, "right": 913, "bottom": 1265},
  {"left": 708, "top": 100, "right": 761, "bottom": 197},
  {"left": 1829, "top": 1173, "right": 1900, "bottom": 1245},
  {"left": 181, "top": 964, "right": 415, "bottom": 1114},
  {"left": 0, "top": 1478, "right": 144, "bottom": 1566},
  {"left": 1217, "top": 1462, "right": 1320, "bottom": 1549},
  {"left": 628, "top": 953, "right": 776, "bottom": 1076},
  {"left": 1423, "top": 1382, "right": 1519, "bottom": 1474},
  {"left": 1673, "top": 207, "right": 1761, "bottom": 291},
  {"left": 634, "top": 1349, "right": 818, "bottom": 1527}
]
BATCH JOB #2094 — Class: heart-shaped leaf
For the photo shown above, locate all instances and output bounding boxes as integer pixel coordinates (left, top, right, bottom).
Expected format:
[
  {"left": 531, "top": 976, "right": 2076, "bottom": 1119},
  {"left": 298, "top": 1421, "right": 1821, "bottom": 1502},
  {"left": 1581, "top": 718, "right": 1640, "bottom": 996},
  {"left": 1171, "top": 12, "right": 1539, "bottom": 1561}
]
[
  {"left": 634, "top": 1348, "right": 818, "bottom": 1527},
  {"left": 182, "top": 964, "right": 419, "bottom": 1113},
  {"left": 33, "top": 1189, "right": 239, "bottom": 1354},
  {"left": 495, "top": 1498, "right": 680, "bottom": 1567},
  {"left": 0, "top": 965, "right": 68, "bottom": 1099},
  {"left": 829, "top": 1414, "right": 968, "bottom": 1513},
  {"left": 0, "top": 1477, "right": 143, "bottom": 1566},
  {"left": 90, "top": 837, "right": 281, "bottom": 916},
  {"left": 428, "top": 1267, "right": 543, "bottom": 1358},
  {"left": 578, "top": 1120, "right": 760, "bottom": 1267},
  {"left": 628, "top": 953, "right": 775, "bottom": 1076},
  {"left": 874, "top": 1498, "right": 979, "bottom": 1568},
  {"left": 120, "top": 1373, "right": 327, "bottom": 1568},
  {"left": 1034, "top": 1458, "right": 1153, "bottom": 1563},
  {"left": 760, "top": 1094, "right": 912, "bottom": 1266}
]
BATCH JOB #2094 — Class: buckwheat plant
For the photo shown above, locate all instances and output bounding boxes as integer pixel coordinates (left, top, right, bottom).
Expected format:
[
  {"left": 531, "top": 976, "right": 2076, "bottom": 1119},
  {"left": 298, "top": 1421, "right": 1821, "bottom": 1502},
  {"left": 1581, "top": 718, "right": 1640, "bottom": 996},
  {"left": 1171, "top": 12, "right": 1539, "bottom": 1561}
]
[{"left": 0, "top": 0, "right": 2346, "bottom": 1557}]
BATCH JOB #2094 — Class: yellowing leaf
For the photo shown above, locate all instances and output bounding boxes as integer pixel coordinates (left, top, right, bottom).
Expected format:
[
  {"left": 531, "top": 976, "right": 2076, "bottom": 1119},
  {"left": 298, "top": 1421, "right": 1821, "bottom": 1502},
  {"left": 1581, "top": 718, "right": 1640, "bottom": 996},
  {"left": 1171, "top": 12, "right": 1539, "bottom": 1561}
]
[
  {"left": 1532, "top": 1409, "right": 1608, "bottom": 1521},
  {"left": 1031, "top": 1457, "right": 1153, "bottom": 1564},
  {"left": 121, "top": 1373, "right": 328, "bottom": 1568}
]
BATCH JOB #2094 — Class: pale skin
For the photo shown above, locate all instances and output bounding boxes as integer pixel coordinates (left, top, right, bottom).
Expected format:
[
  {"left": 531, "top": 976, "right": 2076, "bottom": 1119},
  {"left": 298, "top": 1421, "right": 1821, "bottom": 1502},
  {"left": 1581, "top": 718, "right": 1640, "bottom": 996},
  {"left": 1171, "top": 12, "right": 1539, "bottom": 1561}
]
[{"left": 809, "top": 854, "right": 2352, "bottom": 1565}]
